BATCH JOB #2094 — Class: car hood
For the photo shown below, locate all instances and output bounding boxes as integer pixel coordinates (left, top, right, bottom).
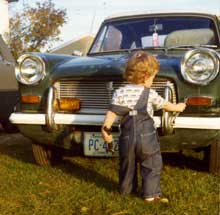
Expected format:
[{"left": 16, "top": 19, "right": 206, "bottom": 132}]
[{"left": 51, "top": 53, "right": 182, "bottom": 81}]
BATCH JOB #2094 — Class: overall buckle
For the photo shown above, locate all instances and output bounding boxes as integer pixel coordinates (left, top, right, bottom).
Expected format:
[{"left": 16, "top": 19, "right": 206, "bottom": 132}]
[{"left": 129, "top": 110, "right": 138, "bottom": 116}]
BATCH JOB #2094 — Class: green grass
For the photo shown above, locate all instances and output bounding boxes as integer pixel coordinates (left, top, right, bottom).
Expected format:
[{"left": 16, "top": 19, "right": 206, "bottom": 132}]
[{"left": 0, "top": 133, "right": 219, "bottom": 215}]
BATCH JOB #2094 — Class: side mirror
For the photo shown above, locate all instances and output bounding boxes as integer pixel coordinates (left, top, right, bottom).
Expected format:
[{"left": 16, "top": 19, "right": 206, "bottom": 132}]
[{"left": 72, "top": 50, "right": 83, "bottom": 56}]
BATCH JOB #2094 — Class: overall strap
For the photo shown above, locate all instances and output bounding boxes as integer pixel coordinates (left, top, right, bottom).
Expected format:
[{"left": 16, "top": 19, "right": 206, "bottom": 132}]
[{"left": 133, "top": 87, "right": 150, "bottom": 113}]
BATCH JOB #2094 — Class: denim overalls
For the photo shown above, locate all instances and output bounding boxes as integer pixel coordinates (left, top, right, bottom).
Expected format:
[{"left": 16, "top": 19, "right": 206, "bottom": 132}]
[{"left": 116, "top": 87, "right": 163, "bottom": 198}]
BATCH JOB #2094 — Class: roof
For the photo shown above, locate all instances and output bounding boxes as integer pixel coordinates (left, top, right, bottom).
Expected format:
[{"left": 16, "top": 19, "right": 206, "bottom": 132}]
[
  {"left": 50, "top": 34, "right": 94, "bottom": 55},
  {"left": 105, "top": 9, "right": 220, "bottom": 21}
]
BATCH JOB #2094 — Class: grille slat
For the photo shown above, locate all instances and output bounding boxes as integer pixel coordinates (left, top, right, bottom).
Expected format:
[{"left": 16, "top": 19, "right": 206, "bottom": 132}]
[{"left": 54, "top": 79, "right": 176, "bottom": 112}]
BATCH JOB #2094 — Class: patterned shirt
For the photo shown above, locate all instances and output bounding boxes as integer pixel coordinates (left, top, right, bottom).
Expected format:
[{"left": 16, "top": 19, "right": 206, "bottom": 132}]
[{"left": 111, "top": 84, "right": 166, "bottom": 118}]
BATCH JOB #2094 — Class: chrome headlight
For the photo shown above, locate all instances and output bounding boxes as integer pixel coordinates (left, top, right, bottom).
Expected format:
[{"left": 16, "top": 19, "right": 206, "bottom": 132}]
[
  {"left": 181, "top": 48, "right": 219, "bottom": 85},
  {"left": 15, "top": 54, "right": 46, "bottom": 85}
]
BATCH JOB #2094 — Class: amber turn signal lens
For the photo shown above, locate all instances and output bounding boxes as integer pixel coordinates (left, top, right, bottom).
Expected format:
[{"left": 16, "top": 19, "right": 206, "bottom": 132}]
[
  {"left": 21, "top": 95, "right": 41, "bottom": 104},
  {"left": 58, "top": 98, "right": 80, "bottom": 111},
  {"left": 186, "top": 97, "right": 212, "bottom": 106}
]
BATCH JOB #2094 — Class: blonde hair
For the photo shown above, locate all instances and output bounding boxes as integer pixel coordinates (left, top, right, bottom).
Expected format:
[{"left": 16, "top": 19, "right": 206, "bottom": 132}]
[{"left": 124, "top": 51, "right": 160, "bottom": 84}]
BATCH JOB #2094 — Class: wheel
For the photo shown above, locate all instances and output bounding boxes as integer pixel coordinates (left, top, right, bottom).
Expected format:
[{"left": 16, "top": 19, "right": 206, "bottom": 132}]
[
  {"left": 32, "top": 144, "right": 63, "bottom": 166},
  {"left": 1, "top": 120, "right": 18, "bottom": 133},
  {"left": 209, "top": 140, "right": 220, "bottom": 174}
]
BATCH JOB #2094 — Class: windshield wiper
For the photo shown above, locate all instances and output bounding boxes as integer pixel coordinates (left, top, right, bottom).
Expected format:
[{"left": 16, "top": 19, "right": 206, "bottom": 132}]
[
  {"left": 124, "top": 46, "right": 166, "bottom": 54},
  {"left": 166, "top": 44, "right": 217, "bottom": 50},
  {"left": 164, "top": 44, "right": 218, "bottom": 54},
  {"left": 89, "top": 47, "right": 165, "bottom": 55}
]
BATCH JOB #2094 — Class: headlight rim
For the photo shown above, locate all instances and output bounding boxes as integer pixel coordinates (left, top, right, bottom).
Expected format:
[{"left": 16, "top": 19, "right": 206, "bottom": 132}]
[
  {"left": 15, "top": 54, "right": 46, "bottom": 85},
  {"left": 181, "top": 48, "right": 219, "bottom": 86}
]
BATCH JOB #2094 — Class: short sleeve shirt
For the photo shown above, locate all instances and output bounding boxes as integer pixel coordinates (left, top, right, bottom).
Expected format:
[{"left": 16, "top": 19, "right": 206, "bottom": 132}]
[{"left": 111, "top": 84, "right": 166, "bottom": 118}]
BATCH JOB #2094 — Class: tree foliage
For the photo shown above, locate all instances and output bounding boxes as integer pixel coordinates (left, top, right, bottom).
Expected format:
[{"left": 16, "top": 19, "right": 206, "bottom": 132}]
[{"left": 7, "top": 0, "right": 67, "bottom": 59}]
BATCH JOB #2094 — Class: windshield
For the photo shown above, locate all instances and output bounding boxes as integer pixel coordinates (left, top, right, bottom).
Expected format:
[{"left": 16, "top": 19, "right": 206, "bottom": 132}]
[{"left": 90, "top": 16, "right": 218, "bottom": 53}]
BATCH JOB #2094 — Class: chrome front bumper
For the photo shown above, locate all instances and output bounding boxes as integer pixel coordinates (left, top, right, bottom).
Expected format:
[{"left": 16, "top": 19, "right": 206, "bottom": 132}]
[
  {"left": 10, "top": 86, "right": 220, "bottom": 130},
  {"left": 9, "top": 112, "right": 220, "bottom": 130}
]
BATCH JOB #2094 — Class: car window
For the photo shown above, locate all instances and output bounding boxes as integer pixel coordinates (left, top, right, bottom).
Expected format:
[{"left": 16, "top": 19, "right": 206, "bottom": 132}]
[{"left": 90, "top": 16, "right": 218, "bottom": 53}]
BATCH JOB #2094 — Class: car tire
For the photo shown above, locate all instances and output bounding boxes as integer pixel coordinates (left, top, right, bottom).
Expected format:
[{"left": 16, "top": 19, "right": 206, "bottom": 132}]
[
  {"left": 209, "top": 140, "right": 220, "bottom": 174},
  {"left": 32, "top": 144, "right": 63, "bottom": 166}
]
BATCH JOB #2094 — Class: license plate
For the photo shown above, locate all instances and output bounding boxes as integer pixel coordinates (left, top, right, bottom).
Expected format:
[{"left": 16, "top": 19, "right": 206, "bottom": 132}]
[{"left": 83, "top": 132, "right": 119, "bottom": 157}]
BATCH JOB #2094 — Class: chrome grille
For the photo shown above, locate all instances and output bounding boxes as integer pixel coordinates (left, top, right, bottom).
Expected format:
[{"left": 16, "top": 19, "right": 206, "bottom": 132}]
[{"left": 54, "top": 79, "right": 176, "bottom": 113}]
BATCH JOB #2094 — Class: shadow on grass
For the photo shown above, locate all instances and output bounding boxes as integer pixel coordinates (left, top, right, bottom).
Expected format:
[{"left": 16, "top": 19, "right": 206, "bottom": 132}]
[
  {"left": 56, "top": 158, "right": 119, "bottom": 192},
  {"left": 0, "top": 130, "right": 210, "bottom": 184},
  {"left": 162, "top": 152, "right": 209, "bottom": 172},
  {"left": 0, "top": 131, "right": 118, "bottom": 192},
  {"left": 0, "top": 132, "right": 35, "bottom": 164}
]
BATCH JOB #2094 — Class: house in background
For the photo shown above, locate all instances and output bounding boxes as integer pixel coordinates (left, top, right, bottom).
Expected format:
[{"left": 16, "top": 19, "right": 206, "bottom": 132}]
[
  {"left": 0, "top": 0, "right": 18, "bottom": 41},
  {"left": 50, "top": 34, "right": 94, "bottom": 56}
]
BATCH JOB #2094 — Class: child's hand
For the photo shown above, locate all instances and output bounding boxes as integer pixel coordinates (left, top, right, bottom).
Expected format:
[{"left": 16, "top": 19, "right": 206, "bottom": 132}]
[
  {"left": 101, "top": 126, "right": 113, "bottom": 143},
  {"left": 176, "top": 103, "right": 186, "bottom": 112},
  {"left": 102, "top": 132, "right": 113, "bottom": 143},
  {"left": 101, "top": 126, "right": 114, "bottom": 154},
  {"left": 163, "top": 102, "right": 186, "bottom": 112}
]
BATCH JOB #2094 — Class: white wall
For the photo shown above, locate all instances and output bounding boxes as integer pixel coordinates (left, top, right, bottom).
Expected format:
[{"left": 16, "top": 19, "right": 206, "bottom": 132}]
[{"left": 0, "top": 0, "right": 9, "bottom": 41}]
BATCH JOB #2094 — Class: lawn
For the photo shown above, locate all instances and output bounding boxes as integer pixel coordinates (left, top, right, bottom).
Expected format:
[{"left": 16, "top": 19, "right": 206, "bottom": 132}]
[{"left": 0, "top": 133, "right": 219, "bottom": 215}]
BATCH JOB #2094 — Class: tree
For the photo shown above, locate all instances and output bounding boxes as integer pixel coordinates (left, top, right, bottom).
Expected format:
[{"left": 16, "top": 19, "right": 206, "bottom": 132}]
[{"left": 7, "top": 0, "right": 67, "bottom": 59}]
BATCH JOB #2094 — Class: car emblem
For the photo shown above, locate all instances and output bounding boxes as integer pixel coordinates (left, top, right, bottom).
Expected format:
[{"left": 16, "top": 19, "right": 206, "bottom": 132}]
[{"left": 106, "top": 81, "right": 114, "bottom": 91}]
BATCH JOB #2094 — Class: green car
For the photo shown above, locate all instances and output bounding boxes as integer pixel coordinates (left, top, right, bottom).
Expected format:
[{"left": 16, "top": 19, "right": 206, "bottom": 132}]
[{"left": 10, "top": 12, "right": 220, "bottom": 173}]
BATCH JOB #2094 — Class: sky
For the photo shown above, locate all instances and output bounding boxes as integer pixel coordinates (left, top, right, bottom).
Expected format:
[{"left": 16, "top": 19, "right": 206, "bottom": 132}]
[{"left": 9, "top": 0, "right": 220, "bottom": 48}]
